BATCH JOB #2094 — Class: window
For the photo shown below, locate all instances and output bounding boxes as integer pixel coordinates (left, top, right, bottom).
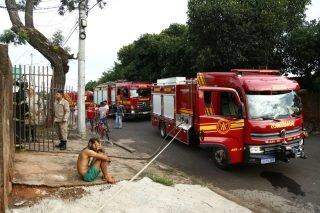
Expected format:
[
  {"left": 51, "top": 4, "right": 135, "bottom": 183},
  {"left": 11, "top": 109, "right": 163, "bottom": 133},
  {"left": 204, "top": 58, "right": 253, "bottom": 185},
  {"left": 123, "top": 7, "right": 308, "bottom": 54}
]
[
  {"left": 220, "top": 92, "right": 238, "bottom": 117},
  {"left": 247, "top": 91, "right": 302, "bottom": 120},
  {"left": 130, "top": 89, "right": 139, "bottom": 98},
  {"left": 204, "top": 91, "right": 212, "bottom": 106},
  {"left": 203, "top": 91, "right": 214, "bottom": 116}
]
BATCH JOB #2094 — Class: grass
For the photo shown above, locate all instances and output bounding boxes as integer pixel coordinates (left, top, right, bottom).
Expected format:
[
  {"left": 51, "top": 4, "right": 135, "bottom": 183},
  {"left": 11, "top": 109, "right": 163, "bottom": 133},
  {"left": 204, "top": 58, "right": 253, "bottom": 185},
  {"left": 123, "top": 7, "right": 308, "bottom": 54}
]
[{"left": 147, "top": 173, "right": 174, "bottom": 186}]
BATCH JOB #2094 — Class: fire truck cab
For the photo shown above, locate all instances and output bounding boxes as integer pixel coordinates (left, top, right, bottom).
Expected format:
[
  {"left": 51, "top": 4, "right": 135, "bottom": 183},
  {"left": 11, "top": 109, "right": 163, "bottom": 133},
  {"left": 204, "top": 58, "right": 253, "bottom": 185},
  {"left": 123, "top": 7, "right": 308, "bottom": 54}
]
[
  {"left": 151, "top": 69, "right": 307, "bottom": 169},
  {"left": 94, "top": 81, "right": 152, "bottom": 118}
]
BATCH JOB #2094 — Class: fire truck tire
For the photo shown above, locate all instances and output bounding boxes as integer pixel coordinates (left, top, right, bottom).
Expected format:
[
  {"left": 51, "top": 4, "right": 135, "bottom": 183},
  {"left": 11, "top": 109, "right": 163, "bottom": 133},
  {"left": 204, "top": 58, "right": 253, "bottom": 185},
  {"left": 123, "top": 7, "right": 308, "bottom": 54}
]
[
  {"left": 160, "top": 123, "right": 167, "bottom": 138},
  {"left": 212, "top": 147, "right": 230, "bottom": 170}
]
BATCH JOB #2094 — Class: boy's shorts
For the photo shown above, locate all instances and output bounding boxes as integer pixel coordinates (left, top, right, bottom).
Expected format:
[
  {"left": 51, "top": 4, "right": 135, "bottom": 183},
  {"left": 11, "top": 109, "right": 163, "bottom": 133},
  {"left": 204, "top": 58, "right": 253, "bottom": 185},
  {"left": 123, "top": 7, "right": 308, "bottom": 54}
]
[{"left": 83, "top": 166, "right": 101, "bottom": 182}]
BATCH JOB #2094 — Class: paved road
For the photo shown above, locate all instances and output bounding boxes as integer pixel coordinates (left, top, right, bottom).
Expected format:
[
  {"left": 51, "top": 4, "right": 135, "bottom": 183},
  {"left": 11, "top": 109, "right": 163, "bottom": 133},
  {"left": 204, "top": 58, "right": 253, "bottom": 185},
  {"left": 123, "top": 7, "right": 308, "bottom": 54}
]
[{"left": 110, "top": 120, "right": 320, "bottom": 212}]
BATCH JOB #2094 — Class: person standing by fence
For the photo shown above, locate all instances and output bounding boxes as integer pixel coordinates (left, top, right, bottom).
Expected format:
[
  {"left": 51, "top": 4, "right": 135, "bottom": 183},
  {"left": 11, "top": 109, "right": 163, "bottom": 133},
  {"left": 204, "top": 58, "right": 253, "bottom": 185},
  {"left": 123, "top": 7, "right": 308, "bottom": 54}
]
[
  {"left": 54, "top": 90, "right": 70, "bottom": 150},
  {"left": 26, "top": 86, "right": 42, "bottom": 142}
]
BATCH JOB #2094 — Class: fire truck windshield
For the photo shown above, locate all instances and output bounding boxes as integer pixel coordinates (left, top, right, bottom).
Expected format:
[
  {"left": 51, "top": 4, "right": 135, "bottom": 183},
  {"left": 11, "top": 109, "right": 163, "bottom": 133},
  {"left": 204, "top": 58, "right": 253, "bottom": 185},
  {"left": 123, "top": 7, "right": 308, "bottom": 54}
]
[
  {"left": 247, "top": 91, "right": 302, "bottom": 120},
  {"left": 130, "top": 89, "right": 151, "bottom": 98}
]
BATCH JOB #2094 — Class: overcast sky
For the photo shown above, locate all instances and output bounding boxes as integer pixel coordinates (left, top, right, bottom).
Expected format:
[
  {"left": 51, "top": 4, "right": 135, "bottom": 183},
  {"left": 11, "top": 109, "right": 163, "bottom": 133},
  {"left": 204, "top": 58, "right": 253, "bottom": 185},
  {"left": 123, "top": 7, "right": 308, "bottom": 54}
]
[{"left": 0, "top": 0, "right": 319, "bottom": 89}]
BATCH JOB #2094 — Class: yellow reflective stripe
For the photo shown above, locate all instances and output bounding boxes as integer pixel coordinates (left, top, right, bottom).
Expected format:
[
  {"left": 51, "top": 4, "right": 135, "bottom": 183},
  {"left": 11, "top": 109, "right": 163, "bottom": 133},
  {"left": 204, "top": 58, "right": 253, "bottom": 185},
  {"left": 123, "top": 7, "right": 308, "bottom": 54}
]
[
  {"left": 200, "top": 125, "right": 217, "bottom": 131},
  {"left": 230, "top": 123, "right": 245, "bottom": 128}
]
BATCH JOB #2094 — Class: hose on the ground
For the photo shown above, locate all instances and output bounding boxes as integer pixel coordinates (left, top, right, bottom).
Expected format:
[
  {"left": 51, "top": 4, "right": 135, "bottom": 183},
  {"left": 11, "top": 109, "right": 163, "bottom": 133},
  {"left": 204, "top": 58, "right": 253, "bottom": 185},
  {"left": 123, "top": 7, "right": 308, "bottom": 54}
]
[{"left": 107, "top": 121, "right": 185, "bottom": 160}]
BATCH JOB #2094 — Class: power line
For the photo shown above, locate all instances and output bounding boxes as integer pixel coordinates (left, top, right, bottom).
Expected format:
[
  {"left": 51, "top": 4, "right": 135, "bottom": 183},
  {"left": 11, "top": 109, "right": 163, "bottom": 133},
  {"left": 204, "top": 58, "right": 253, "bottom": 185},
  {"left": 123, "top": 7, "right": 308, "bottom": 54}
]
[
  {"left": 62, "top": 0, "right": 106, "bottom": 46},
  {"left": 62, "top": 21, "right": 79, "bottom": 47},
  {"left": 88, "top": 0, "right": 103, "bottom": 13},
  {"left": 0, "top": 5, "right": 60, "bottom": 10},
  {"left": 14, "top": 48, "right": 31, "bottom": 63}
]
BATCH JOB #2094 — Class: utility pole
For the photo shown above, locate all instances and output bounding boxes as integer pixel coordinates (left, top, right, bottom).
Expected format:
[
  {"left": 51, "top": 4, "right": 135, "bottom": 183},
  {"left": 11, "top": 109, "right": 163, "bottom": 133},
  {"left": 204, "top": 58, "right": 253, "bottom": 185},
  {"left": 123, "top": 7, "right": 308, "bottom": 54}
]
[{"left": 77, "top": 0, "right": 87, "bottom": 138}]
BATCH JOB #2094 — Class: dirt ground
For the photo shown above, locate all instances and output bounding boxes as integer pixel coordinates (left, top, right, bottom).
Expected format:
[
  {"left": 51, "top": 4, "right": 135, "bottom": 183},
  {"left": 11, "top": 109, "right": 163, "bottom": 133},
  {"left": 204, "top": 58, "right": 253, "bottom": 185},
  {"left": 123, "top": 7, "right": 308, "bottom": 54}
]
[{"left": 9, "top": 185, "right": 88, "bottom": 208}]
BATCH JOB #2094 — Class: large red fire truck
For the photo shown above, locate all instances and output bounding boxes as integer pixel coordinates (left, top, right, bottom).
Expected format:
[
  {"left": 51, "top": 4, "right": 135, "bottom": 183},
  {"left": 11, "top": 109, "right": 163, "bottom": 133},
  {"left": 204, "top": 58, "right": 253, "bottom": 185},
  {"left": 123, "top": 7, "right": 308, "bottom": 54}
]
[
  {"left": 151, "top": 69, "right": 307, "bottom": 169},
  {"left": 94, "top": 81, "right": 152, "bottom": 118}
]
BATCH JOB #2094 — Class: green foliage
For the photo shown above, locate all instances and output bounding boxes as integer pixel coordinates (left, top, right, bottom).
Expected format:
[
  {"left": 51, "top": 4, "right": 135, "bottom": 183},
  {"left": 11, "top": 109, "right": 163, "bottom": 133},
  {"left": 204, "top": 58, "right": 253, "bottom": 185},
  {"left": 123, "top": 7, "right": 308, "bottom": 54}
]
[
  {"left": 99, "top": 24, "right": 195, "bottom": 83},
  {"left": 58, "top": 0, "right": 107, "bottom": 15},
  {"left": 187, "top": 0, "right": 311, "bottom": 71},
  {"left": 0, "top": 30, "right": 27, "bottom": 45},
  {"left": 85, "top": 80, "right": 98, "bottom": 91},
  {"left": 283, "top": 21, "right": 320, "bottom": 78},
  {"left": 96, "top": 0, "right": 317, "bottom": 86},
  {"left": 147, "top": 174, "right": 174, "bottom": 186},
  {"left": 51, "top": 30, "right": 64, "bottom": 46}
]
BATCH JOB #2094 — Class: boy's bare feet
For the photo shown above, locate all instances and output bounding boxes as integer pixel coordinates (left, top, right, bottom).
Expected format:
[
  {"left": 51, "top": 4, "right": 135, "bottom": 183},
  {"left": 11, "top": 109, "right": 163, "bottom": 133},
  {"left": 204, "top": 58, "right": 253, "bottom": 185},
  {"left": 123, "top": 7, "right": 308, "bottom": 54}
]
[{"left": 102, "top": 175, "right": 116, "bottom": 184}]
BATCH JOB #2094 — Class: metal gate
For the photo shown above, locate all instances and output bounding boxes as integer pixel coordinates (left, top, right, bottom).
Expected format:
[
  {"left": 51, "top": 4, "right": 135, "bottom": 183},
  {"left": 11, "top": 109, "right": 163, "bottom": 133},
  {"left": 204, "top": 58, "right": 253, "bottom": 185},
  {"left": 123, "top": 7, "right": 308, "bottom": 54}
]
[{"left": 12, "top": 65, "right": 75, "bottom": 152}]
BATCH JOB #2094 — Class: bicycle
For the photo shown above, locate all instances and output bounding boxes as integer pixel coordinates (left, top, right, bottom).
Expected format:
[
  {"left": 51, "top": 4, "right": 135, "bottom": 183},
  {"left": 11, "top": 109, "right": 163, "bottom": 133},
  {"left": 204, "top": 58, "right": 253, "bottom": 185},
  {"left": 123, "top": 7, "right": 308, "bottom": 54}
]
[{"left": 95, "top": 119, "right": 112, "bottom": 145}]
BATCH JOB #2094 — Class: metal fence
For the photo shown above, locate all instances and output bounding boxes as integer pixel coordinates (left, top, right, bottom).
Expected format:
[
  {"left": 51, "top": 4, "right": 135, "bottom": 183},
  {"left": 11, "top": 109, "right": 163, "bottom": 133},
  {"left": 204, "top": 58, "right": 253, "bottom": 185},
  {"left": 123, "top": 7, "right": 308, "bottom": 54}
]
[{"left": 12, "top": 65, "right": 75, "bottom": 152}]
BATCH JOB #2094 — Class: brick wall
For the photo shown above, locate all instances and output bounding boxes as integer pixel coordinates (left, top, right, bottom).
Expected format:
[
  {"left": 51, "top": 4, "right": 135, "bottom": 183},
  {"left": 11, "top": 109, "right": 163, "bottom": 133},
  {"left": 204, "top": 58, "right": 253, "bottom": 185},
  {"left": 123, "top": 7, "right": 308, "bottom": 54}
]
[{"left": 0, "top": 44, "right": 14, "bottom": 212}]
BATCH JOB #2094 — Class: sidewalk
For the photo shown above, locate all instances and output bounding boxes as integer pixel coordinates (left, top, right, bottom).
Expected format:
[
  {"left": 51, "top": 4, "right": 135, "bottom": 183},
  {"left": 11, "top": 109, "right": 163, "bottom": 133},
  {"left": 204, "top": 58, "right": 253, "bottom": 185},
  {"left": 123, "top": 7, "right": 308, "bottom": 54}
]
[
  {"left": 12, "top": 177, "right": 251, "bottom": 213},
  {"left": 12, "top": 137, "right": 149, "bottom": 187}
]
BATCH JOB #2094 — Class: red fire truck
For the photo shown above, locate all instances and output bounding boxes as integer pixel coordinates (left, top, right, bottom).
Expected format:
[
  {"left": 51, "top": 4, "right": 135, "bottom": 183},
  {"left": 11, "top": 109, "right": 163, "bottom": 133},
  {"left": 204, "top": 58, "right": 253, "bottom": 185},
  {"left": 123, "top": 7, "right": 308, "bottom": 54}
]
[
  {"left": 94, "top": 81, "right": 152, "bottom": 118},
  {"left": 64, "top": 91, "right": 94, "bottom": 108},
  {"left": 151, "top": 69, "right": 307, "bottom": 169}
]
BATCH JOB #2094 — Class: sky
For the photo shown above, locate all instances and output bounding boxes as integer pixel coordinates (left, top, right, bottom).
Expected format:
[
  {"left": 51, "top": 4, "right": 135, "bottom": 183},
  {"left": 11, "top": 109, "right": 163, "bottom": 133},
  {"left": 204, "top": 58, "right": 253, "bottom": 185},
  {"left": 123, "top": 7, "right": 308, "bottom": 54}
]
[{"left": 0, "top": 0, "right": 319, "bottom": 89}]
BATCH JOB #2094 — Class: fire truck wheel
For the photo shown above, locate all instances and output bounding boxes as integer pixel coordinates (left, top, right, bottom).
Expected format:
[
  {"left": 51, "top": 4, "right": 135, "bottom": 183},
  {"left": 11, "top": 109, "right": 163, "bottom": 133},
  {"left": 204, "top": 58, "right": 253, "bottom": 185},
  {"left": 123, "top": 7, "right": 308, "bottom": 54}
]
[
  {"left": 213, "top": 147, "right": 230, "bottom": 170},
  {"left": 160, "top": 123, "right": 167, "bottom": 138}
]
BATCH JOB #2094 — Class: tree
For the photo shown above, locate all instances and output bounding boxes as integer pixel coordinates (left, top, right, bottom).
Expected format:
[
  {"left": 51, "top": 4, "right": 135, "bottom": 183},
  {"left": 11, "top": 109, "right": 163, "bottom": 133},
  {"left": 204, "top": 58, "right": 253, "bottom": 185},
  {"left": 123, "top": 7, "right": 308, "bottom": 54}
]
[
  {"left": 99, "top": 24, "right": 195, "bottom": 83},
  {"left": 283, "top": 20, "right": 320, "bottom": 89},
  {"left": 2, "top": 0, "right": 106, "bottom": 89},
  {"left": 3, "top": 0, "right": 73, "bottom": 89},
  {"left": 85, "top": 80, "right": 98, "bottom": 91},
  {"left": 187, "top": 0, "right": 311, "bottom": 71}
]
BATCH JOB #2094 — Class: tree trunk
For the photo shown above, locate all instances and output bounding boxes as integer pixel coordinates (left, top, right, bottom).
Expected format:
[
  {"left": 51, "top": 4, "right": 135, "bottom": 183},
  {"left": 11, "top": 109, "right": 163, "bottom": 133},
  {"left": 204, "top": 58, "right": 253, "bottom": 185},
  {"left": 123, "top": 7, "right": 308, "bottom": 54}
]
[
  {"left": 5, "top": 0, "right": 74, "bottom": 90},
  {"left": 52, "top": 61, "right": 68, "bottom": 90}
]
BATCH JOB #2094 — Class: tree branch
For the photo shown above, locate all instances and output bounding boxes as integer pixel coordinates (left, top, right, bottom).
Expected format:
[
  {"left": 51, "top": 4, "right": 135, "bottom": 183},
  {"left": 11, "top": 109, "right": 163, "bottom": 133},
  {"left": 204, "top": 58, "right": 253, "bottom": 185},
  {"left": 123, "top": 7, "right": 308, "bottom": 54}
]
[
  {"left": 5, "top": 0, "right": 24, "bottom": 28},
  {"left": 25, "top": 0, "right": 34, "bottom": 28}
]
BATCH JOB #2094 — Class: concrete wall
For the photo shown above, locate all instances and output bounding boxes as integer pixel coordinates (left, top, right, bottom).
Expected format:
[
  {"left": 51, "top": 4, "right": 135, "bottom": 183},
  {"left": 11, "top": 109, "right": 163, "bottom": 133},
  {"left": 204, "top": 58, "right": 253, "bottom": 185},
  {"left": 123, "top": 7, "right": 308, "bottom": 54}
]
[
  {"left": 0, "top": 44, "right": 14, "bottom": 212},
  {"left": 300, "top": 91, "right": 320, "bottom": 132}
]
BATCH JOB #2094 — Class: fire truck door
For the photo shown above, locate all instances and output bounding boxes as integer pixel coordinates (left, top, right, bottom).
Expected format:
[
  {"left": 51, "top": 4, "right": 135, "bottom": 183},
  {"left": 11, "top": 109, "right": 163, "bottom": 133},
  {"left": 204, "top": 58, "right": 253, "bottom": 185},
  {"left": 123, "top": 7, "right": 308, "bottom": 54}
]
[{"left": 198, "top": 87, "right": 245, "bottom": 163}]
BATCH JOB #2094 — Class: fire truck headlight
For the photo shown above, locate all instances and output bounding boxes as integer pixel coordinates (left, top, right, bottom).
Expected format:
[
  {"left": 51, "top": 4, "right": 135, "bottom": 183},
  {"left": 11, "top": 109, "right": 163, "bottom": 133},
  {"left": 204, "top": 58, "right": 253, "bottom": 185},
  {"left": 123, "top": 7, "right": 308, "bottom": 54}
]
[
  {"left": 299, "top": 139, "right": 304, "bottom": 146},
  {"left": 249, "top": 146, "right": 263, "bottom": 154},
  {"left": 131, "top": 110, "right": 135, "bottom": 114}
]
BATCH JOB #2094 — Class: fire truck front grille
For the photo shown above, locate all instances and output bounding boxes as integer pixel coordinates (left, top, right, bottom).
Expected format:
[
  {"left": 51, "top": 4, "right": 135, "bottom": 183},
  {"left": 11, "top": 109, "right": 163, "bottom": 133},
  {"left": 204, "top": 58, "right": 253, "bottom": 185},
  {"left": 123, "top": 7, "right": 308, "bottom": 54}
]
[
  {"left": 249, "top": 139, "right": 301, "bottom": 155},
  {"left": 251, "top": 127, "right": 302, "bottom": 140}
]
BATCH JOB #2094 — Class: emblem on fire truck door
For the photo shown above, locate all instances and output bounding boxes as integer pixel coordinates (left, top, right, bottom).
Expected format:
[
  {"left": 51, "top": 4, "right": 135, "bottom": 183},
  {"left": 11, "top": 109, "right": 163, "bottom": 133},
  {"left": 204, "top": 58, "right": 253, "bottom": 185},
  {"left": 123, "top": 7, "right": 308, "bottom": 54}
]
[{"left": 217, "top": 119, "right": 231, "bottom": 134}]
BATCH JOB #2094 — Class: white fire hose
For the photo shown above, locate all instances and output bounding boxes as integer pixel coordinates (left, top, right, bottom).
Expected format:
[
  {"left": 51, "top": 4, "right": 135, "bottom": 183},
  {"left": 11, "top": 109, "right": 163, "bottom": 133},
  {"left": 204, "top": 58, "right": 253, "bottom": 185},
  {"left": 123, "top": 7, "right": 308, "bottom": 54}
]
[{"left": 94, "top": 126, "right": 183, "bottom": 213}]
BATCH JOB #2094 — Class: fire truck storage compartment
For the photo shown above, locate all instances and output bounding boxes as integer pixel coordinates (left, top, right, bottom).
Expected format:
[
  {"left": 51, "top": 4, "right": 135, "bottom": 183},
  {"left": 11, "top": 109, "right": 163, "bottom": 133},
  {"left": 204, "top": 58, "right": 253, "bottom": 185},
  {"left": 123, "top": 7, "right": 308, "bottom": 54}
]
[
  {"left": 152, "top": 77, "right": 195, "bottom": 144},
  {"left": 163, "top": 94, "right": 175, "bottom": 119},
  {"left": 152, "top": 94, "right": 162, "bottom": 115},
  {"left": 94, "top": 87, "right": 108, "bottom": 105},
  {"left": 111, "top": 87, "right": 116, "bottom": 104}
]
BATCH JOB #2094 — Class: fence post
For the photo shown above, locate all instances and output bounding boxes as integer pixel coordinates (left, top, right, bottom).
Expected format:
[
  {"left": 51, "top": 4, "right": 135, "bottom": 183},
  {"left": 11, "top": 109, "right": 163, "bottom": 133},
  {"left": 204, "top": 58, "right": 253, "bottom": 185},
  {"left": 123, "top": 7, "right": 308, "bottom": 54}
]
[{"left": 0, "top": 44, "right": 14, "bottom": 212}]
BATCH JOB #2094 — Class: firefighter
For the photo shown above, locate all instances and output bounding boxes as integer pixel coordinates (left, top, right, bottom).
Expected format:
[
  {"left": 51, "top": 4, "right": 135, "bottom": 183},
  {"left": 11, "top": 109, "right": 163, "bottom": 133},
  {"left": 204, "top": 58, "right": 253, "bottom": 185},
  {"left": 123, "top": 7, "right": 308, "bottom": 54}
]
[{"left": 54, "top": 90, "right": 70, "bottom": 150}]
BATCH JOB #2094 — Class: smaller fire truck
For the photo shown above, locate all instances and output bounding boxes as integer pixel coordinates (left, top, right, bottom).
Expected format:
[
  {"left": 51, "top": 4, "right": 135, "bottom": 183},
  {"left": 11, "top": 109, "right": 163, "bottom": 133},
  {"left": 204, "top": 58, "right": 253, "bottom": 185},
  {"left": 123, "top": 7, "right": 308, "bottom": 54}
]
[
  {"left": 64, "top": 91, "right": 94, "bottom": 108},
  {"left": 151, "top": 70, "right": 307, "bottom": 169},
  {"left": 94, "top": 81, "right": 152, "bottom": 119}
]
